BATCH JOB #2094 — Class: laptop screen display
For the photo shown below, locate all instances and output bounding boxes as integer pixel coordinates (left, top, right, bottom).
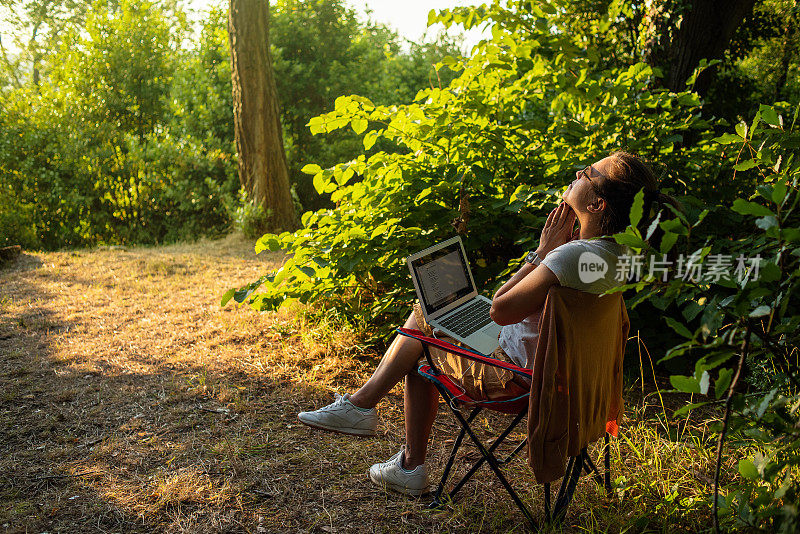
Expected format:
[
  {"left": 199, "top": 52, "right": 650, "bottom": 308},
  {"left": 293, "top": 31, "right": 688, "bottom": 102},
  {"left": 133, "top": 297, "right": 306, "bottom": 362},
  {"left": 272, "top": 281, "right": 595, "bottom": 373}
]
[{"left": 410, "top": 241, "right": 472, "bottom": 314}]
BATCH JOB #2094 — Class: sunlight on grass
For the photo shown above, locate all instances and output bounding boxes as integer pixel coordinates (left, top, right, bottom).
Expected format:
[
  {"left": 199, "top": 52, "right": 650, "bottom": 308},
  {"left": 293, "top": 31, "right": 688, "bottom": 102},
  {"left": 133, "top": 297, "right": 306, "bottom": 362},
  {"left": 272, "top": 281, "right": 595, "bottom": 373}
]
[{"left": 148, "top": 468, "right": 235, "bottom": 514}]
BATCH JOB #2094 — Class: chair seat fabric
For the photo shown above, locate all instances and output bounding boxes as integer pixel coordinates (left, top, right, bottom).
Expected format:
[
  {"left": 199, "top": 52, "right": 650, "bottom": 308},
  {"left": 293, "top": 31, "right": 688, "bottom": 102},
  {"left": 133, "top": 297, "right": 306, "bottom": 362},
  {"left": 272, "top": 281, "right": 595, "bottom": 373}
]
[{"left": 417, "top": 363, "right": 531, "bottom": 415}]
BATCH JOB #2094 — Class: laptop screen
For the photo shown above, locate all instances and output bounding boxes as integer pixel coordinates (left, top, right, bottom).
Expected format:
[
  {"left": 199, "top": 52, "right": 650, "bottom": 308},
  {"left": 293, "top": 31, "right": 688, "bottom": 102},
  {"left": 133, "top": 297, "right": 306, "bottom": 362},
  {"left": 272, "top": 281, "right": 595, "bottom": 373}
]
[{"left": 410, "top": 240, "right": 473, "bottom": 314}]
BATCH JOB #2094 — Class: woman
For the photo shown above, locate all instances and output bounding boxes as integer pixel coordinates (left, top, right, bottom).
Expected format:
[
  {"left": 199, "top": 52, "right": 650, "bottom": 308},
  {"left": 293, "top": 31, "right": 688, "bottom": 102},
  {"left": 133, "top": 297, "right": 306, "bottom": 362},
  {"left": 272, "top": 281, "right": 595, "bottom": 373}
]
[{"left": 297, "top": 151, "right": 680, "bottom": 496}]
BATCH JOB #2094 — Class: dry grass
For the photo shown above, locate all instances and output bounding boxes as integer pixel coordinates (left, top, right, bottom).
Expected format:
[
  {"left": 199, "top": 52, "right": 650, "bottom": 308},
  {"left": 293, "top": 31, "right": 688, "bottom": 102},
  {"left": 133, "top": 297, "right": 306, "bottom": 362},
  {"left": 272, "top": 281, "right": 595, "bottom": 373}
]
[{"left": 0, "top": 234, "right": 733, "bottom": 532}]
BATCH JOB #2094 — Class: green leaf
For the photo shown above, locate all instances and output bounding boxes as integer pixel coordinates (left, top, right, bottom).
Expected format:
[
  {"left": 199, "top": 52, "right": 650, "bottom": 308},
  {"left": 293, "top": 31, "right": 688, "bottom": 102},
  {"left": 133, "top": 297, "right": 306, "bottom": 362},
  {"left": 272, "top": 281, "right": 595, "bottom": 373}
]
[
  {"left": 755, "top": 216, "right": 778, "bottom": 231},
  {"left": 370, "top": 224, "right": 387, "bottom": 239},
  {"left": 665, "top": 316, "right": 693, "bottom": 338},
  {"left": 772, "top": 181, "right": 788, "bottom": 205},
  {"left": 297, "top": 266, "right": 316, "bottom": 278},
  {"left": 731, "top": 199, "right": 774, "bottom": 217},
  {"left": 660, "top": 232, "right": 678, "bottom": 253},
  {"left": 255, "top": 235, "right": 281, "bottom": 254},
  {"left": 351, "top": 118, "right": 368, "bottom": 134},
  {"left": 733, "top": 159, "right": 758, "bottom": 171},
  {"left": 234, "top": 287, "right": 255, "bottom": 303},
  {"left": 645, "top": 211, "right": 662, "bottom": 240},
  {"left": 363, "top": 130, "right": 378, "bottom": 150},
  {"left": 713, "top": 133, "right": 743, "bottom": 145},
  {"left": 334, "top": 95, "right": 350, "bottom": 110},
  {"left": 749, "top": 305, "right": 771, "bottom": 318},
  {"left": 614, "top": 232, "right": 647, "bottom": 249},
  {"left": 735, "top": 121, "right": 748, "bottom": 139},
  {"left": 759, "top": 261, "right": 781, "bottom": 282},
  {"left": 313, "top": 172, "right": 328, "bottom": 195},
  {"left": 308, "top": 116, "right": 326, "bottom": 135},
  {"left": 677, "top": 93, "right": 700, "bottom": 106},
  {"left": 220, "top": 288, "right": 235, "bottom": 306},
  {"left": 716, "top": 368, "right": 733, "bottom": 399},
  {"left": 682, "top": 301, "right": 703, "bottom": 322},
  {"left": 782, "top": 228, "right": 800, "bottom": 242},
  {"left": 630, "top": 189, "right": 645, "bottom": 228},
  {"left": 301, "top": 164, "right": 322, "bottom": 175},
  {"left": 670, "top": 375, "right": 700, "bottom": 394},
  {"left": 351, "top": 95, "right": 375, "bottom": 109},
  {"left": 336, "top": 166, "right": 355, "bottom": 186},
  {"left": 759, "top": 105, "right": 781, "bottom": 127},
  {"left": 738, "top": 459, "right": 759, "bottom": 480},
  {"left": 427, "top": 8, "right": 438, "bottom": 26},
  {"left": 698, "top": 370, "right": 710, "bottom": 395},
  {"left": 673, "top": 401, "right": 710, "bottom": 417},
  {"left": 693, "top": 209, "right": 710, "bottom": 227},
  {"left": 659, "top": 217, "right": 688, "bottom": 235}
]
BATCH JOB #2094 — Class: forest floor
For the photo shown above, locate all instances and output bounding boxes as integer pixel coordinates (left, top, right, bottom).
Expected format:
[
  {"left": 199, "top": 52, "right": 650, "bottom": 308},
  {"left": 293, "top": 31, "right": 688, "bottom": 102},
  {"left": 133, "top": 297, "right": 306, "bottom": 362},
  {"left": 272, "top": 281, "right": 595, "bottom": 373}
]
[{"left": 0, "top": 234, "right": 729, "bottom": 533}]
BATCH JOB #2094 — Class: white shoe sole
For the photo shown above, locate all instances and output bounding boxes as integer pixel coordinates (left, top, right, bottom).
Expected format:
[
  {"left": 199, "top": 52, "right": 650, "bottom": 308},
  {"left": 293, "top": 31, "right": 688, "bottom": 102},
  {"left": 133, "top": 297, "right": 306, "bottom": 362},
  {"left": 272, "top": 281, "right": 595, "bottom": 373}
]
[
  {"left": 368, "top": 471, "right": 430, "bottom": 497},
  {"left": 297, "top": 416, "right": 376, "bottom": 436}
]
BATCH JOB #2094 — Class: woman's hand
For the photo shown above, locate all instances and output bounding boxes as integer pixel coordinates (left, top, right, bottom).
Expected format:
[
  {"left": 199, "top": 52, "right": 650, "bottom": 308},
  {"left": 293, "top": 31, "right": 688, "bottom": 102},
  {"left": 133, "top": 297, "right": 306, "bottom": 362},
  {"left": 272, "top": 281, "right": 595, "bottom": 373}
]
[{"left": 538, "top": 202, "right": 578, "bottom": 257}]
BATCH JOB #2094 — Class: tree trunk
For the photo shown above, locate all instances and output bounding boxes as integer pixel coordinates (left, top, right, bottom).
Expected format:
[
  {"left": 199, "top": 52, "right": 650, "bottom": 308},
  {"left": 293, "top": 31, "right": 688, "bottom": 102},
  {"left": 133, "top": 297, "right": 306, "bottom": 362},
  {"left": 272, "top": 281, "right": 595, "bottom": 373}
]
[
  {"left": 30, "top": 21, "right": 41, "bottom": 87},
  {"left": 228, "top": 0, "right": 297, "bottom": 231},
  {"left": 643, "top": 0, "right": 757, "bottom": 95},
  {"left": 774, "top": 8, "right": 798, "bottom": 102}
]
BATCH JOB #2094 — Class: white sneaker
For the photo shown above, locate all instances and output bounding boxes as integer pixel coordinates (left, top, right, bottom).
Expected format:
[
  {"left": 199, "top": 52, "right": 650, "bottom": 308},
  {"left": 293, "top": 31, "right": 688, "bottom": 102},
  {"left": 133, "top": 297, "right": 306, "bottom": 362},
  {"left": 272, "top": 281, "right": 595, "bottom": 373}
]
[
  {"left": 369, "top": 449, "right": 430, "bottom": 496},
  {"left": 297, "top": 393, "right": 378, "bottom": 436}
]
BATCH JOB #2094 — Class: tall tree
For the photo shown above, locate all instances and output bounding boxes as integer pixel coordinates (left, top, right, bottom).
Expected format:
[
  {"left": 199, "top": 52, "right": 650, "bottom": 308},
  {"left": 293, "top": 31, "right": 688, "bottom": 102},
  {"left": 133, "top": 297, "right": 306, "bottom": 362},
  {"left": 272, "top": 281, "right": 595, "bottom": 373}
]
[
  {"left": 0, "top": 0, "right": 92, "bottom": 87},
  {"left": 642, "top": 0, "right": 757, "bottom": 95},
  {"left": 228, "top": 0, "right": 297, "bottom": 231}
]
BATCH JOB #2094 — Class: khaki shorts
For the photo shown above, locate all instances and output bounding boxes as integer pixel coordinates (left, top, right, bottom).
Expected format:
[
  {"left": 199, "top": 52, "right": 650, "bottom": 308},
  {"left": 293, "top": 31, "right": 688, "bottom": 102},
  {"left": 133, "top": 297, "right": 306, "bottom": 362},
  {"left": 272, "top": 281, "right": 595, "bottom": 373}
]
[{"left": 412, "top": 303, "right": 530, "bottom": 402}]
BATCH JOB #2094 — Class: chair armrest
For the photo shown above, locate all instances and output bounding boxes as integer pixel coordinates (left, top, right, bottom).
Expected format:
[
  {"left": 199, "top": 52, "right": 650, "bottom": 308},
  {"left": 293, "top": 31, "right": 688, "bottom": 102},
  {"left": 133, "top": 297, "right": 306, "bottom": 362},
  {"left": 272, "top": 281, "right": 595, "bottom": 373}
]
[{"left": 396, "top": 328, "right": 532, "bottom": 379}]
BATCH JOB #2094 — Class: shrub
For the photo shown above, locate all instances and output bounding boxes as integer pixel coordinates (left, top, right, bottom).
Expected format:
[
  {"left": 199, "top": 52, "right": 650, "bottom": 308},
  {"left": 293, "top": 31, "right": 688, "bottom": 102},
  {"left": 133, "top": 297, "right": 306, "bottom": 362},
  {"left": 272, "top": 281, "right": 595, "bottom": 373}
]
[
  {"left": 227, "top": 2, "right": 716, "bottom": 334},
  {"left": 609, "top": 102, "right": 799, "bottom": 532}
]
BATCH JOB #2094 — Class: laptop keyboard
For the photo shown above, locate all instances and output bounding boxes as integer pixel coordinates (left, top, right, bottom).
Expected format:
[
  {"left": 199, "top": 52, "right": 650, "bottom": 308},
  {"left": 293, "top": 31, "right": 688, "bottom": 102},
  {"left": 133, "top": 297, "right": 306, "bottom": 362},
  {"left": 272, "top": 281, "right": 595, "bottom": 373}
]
[{"left": 436, "top": 299, "right": 493, "bottom": 338}]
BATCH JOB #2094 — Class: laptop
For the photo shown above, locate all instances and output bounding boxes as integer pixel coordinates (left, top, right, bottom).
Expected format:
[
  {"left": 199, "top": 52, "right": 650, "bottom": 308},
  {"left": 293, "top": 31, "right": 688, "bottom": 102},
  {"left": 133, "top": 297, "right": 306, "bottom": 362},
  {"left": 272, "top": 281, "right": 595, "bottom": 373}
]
[{"left": 407, "top": 236, "right": 502, "bottom": 355}]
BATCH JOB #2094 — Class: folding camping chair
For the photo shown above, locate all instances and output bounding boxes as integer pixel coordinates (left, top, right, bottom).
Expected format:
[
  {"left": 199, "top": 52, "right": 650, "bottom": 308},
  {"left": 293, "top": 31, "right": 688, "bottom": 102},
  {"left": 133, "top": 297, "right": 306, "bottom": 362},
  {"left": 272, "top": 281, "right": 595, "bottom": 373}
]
[{"left": 396, "top": 287, "right": 627, "bottom": 530}]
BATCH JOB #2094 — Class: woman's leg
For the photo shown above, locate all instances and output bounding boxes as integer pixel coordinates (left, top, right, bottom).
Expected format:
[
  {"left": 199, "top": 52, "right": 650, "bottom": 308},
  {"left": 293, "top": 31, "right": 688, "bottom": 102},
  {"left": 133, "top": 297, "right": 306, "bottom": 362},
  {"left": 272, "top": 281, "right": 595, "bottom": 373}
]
[
  {"left": 402, "top": 368, "right": 439, "bottom": 469},
  {"left": 348, "top": 311, "right": 424, "bottom": 409},
  {"left": 349, "top": 310, "right": 440, "bottom": 469}
]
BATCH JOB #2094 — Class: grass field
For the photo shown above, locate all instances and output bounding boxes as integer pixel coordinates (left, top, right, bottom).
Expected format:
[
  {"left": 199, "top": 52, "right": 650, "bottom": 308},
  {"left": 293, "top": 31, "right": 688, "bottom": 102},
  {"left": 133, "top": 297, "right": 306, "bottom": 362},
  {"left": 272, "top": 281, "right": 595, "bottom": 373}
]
[{"left": 0, "top": 234, "right": 736, "bottom": 532}]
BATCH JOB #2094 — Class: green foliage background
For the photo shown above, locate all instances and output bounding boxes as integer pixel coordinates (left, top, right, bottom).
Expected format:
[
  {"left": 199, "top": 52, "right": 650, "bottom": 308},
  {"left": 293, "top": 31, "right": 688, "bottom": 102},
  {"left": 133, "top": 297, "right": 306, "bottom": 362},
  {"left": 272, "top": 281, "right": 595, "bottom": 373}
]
[{"left": 0, "top": 0, "right": 463, "bottom": 248}]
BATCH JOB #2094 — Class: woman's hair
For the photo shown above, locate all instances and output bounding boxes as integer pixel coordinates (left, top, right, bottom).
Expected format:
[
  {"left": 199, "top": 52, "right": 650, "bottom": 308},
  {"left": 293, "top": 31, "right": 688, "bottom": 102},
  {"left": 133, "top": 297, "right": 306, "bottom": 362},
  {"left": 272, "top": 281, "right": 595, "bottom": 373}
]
[{"left": 594, "top": 150, "right": 684, "bottom": 254}]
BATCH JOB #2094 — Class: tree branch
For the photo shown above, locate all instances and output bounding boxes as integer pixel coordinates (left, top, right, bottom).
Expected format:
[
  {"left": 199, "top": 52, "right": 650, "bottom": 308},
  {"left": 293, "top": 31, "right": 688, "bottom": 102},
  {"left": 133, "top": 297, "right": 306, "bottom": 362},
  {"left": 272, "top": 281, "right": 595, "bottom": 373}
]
[
  {"left": 713, "top": 319, "right": 752, "bottom": 534},
  {"left": 0, "top": 34, "right": 22, "bottom": 88}
]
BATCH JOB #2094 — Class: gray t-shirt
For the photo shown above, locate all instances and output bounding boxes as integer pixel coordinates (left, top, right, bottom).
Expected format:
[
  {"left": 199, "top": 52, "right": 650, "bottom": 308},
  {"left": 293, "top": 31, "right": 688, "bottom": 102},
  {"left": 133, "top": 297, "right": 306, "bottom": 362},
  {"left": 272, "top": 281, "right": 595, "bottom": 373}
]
[{"left": 499, "top": 238, "right": 628, "bottom": 368}]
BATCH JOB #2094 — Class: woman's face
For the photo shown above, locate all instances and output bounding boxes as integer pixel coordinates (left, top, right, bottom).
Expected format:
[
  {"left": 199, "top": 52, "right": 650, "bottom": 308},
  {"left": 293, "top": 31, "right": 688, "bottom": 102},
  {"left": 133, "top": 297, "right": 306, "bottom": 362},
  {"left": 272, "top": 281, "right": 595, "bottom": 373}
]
[{"left": 562, "top": 156, "right": 613, "bottom": 213}]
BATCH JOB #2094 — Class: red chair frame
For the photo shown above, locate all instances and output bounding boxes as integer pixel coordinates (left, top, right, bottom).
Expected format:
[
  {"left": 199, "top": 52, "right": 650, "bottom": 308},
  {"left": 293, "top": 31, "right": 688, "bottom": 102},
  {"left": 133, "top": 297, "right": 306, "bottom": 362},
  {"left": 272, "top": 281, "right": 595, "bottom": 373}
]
[{"left": 397, "top": 327, "right": 612, "bottom": 530}]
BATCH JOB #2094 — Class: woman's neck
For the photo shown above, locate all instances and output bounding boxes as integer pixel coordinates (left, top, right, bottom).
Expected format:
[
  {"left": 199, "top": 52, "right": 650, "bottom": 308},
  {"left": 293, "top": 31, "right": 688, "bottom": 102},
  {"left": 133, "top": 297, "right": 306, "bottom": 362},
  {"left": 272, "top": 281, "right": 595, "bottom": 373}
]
[{"left": 578, "top": 223, "right": 604, "bottom": 240}]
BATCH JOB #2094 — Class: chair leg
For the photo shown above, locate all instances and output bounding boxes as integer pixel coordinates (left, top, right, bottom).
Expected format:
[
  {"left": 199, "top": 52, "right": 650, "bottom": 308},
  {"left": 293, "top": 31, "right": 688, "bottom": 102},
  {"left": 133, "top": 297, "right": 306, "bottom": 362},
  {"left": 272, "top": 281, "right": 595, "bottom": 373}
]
[
  {"left": 446, "top": 399, "right": 538, "bottom": 530},
  {"left": 604, "top": 433, "right": 612, "bottom": 495},
  {"left": 543, "top": 482, "right": 551, "bottom": 523},
  {"left": 582, "top": 450, "right": 605, "bottom": 488},
  {"left": 429, "top": 407, "right": 481, "bottom": 509},
  {"left": 499, "top": 438, "right": 527, "bottom": 465},
  {"left": 447, "top": 408, "right": 527, "bottom": 499},
  {"left": 552, "top": 451, "right": 584, "bottom": 523},
  {"left": 554, "top": 455, "right": 576, "bottom": 505}
]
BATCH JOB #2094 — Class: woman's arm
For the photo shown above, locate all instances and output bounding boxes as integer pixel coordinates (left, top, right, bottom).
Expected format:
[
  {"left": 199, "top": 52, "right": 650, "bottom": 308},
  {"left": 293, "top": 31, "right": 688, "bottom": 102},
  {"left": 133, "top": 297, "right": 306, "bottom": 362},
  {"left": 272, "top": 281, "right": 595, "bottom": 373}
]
[
  {"left": 493, "top": 248, "right": 547, "bottom": 301},
  {"left": 490, "top": 263, "right": 559, "bottom": 325},
  {"left": 491, "top": 202, "right": 576, "bottom": 325}
]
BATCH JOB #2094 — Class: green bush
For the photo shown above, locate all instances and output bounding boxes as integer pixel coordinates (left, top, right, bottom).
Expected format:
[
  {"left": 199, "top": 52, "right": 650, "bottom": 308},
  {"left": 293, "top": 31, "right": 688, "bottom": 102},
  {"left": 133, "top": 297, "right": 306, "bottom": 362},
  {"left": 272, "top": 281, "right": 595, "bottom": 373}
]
[
  {"left": 609, "top": 102, "right": 799, "bottom": 532},
  {"left": 225, "top": 188, "right": 272, "bottom": 240},
  {"left": 227, "top": 1, "right": 716, "bottom": 332},
  {"left": 0, "top": 180, "right": 38, "bottom": 249}
]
